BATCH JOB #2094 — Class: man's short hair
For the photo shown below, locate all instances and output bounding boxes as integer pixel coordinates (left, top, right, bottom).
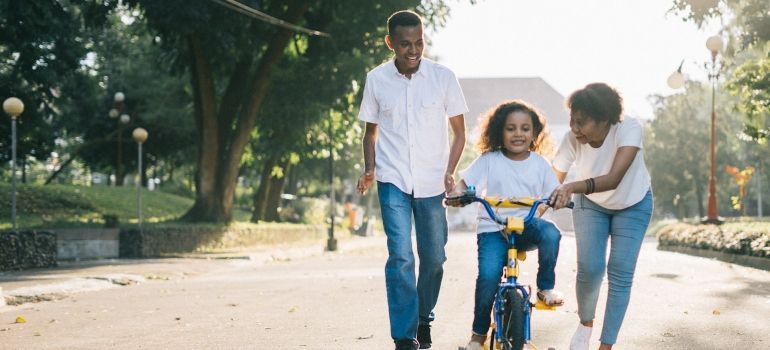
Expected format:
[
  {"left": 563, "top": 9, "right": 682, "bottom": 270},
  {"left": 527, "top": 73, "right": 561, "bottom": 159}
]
[{"left": 387, "top": 10, "right": 423, "bottom": 36}]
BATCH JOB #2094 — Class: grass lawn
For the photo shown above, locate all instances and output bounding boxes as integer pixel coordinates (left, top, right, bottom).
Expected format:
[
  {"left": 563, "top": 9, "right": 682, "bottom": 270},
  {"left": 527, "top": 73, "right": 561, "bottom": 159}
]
[{"left": 0, "top": 184, "right": 250, "bottom": 229}]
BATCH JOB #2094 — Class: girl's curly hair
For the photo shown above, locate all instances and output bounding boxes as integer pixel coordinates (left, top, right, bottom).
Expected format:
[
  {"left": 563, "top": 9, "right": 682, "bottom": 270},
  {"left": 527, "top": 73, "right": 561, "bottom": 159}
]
[{"left": 476, "top": 100, "right": 553, "bottom": 156}]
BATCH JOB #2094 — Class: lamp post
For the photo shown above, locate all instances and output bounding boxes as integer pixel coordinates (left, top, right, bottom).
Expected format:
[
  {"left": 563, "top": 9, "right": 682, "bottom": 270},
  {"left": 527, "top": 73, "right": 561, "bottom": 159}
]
[
  {"left": 704, "top": 34, "right": 724, "bottom": 224},
  {"left": 327, "top": 117, "right": 337, "bottom": 251},
  {"left": 133, "top": 127, "right": 148, "bottom": 233},
  {"left": 667, "top": 35, "right": 724, "bottom": 224},
  {"left": 3, "top": 97, "right": 24, "bottom": 233},
  {"left": 110, "top": 92, "right": 130, "bottom": 186}
]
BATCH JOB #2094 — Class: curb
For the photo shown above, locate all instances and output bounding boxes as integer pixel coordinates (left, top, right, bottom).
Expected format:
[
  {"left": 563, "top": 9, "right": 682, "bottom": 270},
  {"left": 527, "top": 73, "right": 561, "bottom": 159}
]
[{"left": 658, "top": 244, "right": 770, "bottom": 271}]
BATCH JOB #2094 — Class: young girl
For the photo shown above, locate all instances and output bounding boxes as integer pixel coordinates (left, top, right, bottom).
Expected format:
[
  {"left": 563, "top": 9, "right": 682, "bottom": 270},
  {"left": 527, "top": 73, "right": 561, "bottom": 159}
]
[{"left": 450, "top": 100, "right": 564, "bottom": 350}]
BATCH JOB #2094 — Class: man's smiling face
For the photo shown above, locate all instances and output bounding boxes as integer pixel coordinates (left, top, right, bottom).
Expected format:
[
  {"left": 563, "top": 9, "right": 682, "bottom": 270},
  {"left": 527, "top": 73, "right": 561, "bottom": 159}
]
[{"left": 386, "top": 24, "right": 424, "bottom": 75}]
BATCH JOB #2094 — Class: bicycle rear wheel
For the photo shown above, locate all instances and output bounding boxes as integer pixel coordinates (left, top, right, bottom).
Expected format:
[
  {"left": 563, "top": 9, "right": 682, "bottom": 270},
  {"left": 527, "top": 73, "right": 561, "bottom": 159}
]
[{"left": 500, "top": 288, "right": 527, "bottom": 350}]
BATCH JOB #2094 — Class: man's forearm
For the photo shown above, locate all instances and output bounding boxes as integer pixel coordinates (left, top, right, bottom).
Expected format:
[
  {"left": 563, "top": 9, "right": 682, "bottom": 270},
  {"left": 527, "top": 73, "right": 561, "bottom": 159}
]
[
  {"left": 363, "top": 134, "right": 376, "bottom": 173},
  {"left": 445, "top": 132, "right": 465, "bottom": 175}
]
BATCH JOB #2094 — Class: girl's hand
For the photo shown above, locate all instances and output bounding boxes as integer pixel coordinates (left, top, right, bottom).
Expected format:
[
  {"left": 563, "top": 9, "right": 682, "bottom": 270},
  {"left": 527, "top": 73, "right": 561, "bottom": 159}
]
[{"left": 549, "top": 183, "right": 574, "bottom": 209}]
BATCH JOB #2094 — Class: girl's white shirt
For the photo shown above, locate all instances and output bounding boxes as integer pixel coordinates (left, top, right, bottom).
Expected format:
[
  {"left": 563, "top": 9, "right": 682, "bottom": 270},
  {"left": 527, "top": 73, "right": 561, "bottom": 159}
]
[{"left": 460, "top": 151, "right": 560, "bottom": 234}]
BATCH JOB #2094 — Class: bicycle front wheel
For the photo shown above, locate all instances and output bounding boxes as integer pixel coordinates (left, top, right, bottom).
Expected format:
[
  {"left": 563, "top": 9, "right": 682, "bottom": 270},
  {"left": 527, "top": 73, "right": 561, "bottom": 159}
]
[{"left": 500, "top": 288, "right": 527, "bottom": 350}]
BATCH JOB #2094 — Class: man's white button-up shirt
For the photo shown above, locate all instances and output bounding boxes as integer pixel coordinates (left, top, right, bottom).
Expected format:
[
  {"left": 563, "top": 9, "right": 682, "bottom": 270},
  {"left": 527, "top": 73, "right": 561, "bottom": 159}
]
[{"left": 358, "top": 58, "right": 468, "bottom": 198}]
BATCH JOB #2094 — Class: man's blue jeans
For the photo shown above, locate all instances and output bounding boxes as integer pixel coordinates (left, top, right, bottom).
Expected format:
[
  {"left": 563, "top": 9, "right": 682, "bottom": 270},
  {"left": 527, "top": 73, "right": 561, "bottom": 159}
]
[
  {"left": 471, "top": 217, "right": 561, "bottom": 335},
  {"left": 573, "top": 190, "right": 652, "bottom": 345},
  {"left": 377, "top": 182, "right": 448, "bottom": 342}
]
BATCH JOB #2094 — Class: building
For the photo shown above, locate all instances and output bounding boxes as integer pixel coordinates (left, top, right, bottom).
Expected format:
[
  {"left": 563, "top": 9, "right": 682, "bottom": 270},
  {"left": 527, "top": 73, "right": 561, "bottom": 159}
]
[{"left": 459, "top": 77, "right": 571, "bottom": 143}]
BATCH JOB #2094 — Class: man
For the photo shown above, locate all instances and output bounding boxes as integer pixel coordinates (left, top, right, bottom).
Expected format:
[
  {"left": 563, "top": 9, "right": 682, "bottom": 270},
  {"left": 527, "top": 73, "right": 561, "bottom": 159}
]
[{"left": 356, "top": 10, "right": 467, "bottom": 350}]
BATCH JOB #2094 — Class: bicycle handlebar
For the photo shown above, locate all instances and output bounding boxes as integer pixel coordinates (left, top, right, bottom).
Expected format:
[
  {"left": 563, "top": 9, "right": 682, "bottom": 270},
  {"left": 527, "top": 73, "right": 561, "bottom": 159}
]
[{"left": 444, "top": 185, "right": 574, "bottom": 227}]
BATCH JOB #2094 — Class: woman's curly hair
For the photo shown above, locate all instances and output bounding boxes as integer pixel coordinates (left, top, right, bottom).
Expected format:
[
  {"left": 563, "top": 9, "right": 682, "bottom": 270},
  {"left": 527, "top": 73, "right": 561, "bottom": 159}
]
[
  {"left": 567, "top": 82, "right": 624, "bottom": 124},
  {"left": 476, "top": 100, "right": 553, "bottom": 156}
]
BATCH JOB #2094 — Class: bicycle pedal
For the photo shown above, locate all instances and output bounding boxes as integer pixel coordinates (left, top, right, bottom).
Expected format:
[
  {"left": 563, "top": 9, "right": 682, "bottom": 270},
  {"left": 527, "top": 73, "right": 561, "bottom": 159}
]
[{"left": 534, "top": 299, "right": 559, "bottom": 310}]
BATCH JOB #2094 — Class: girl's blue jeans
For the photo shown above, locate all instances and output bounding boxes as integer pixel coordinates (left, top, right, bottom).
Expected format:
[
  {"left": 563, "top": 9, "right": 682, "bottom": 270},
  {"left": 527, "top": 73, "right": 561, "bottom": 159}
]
[
  {"left": 573, "top": 190, "right": 652, "bottom": 344},
  {"left": 377, "top": 182, "right": 448, "bottom": 342},
  {"left": 471, "top": 217, "right": 561, "bottom": 335}
]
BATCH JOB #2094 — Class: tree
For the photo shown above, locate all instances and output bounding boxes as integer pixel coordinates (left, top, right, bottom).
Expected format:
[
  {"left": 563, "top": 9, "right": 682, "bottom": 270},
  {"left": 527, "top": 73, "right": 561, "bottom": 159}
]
[
  {"left": 68, "top": 9, "right": 196, "bottom": 186},
  {"left": 0, "top": 1, "right": 112, "bottom": 182},
  {"left": 647, "top": 81, "right": 753, "bottom": 218},
  {"left": 127, "top": 0, "right": 449, "bottom": 222}
]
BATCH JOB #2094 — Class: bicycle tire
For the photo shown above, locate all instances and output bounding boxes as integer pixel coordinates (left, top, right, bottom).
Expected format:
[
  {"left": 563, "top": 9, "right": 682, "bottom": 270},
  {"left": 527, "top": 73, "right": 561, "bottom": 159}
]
[{"left": 500, "top": 288, "right": 527, "bottom": 350}]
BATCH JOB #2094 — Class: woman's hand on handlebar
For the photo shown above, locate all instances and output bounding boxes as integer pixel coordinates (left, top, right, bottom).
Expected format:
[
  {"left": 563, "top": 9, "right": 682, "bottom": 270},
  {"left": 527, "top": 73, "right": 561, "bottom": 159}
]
[{"left": 549, "top": 183, "right": 575, "bottom": 210}]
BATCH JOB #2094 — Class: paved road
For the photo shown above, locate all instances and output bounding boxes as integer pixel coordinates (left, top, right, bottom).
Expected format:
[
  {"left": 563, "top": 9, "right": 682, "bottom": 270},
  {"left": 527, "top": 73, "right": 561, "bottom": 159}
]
[{"left": 1, "top": 231, "right": 769, "bottom": 349}]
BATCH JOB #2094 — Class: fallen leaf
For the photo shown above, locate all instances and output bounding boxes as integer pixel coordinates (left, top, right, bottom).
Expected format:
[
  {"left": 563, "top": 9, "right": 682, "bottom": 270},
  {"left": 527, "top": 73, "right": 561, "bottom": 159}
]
[
  {"left": 288, "top": 306, "right": 298, "bottom": 313},
  {"left": 15, "top": 316, "right": 26, "bottom": 324},
  {"left": 712, "top": 309, "right": 721, "bottom": 315},
  {"left": 357, "top": 334, "right": 374, "bottom": 340}
]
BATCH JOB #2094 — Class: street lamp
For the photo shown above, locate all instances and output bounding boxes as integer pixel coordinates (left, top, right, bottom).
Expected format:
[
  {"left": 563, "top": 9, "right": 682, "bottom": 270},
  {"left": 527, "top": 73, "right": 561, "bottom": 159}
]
[
  {"left": 327, "top": 117, "right": 337, "bottom": 251},
  {"left": 667, "top": 60, "right": 686, "bottom": 90},
  {"left": 667, "top": 35, "right": 725, "bottom": 224},
  {"left": 704, "top": 34, "right": 724, "bottom": 224},
  {"left": 133, "top": 127, "right": 148, "bottom": 233},
  {"left": 109, "top": 92, "right": 130, "bottom": 186},
  {"left": 3, "top": 97, "right": 24, "bottom": 233}
]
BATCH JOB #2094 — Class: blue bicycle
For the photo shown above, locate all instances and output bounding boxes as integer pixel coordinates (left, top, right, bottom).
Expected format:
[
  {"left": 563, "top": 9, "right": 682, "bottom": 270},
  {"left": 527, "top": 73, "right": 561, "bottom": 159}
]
[{"left": 446, "top": 186, "right": 572, "bottom": 350}]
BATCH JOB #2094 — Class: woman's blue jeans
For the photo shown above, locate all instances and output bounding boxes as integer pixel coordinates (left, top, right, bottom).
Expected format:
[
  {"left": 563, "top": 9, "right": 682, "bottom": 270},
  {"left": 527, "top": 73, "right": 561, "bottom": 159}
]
[
  {"left": 573, "top": 190, "right": 652, "bottom": 344},
  {"left": 471, "top": 217, "right": 561, "bottom": 335},
  {"left": 377, "top": 182, "right": 448, "bottom": 342}
]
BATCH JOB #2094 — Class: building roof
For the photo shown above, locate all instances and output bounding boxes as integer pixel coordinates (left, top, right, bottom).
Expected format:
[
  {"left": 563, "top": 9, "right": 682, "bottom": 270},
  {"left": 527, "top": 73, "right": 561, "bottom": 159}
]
[{"left": 459, "top": 77, "right": 570, "bottom": 141}]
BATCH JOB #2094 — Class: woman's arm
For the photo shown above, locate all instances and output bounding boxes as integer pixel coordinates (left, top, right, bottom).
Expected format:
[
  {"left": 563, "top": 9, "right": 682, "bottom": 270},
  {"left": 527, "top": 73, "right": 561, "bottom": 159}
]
[{"left": 550, "top": 146, "right": 639, "bottom": 208}]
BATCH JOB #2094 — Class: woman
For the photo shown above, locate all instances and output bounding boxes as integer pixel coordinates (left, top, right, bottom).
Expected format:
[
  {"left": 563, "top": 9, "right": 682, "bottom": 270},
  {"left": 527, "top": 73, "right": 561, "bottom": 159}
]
[{"left": 549, "top": 83, "right": 653, "bottom": 350}]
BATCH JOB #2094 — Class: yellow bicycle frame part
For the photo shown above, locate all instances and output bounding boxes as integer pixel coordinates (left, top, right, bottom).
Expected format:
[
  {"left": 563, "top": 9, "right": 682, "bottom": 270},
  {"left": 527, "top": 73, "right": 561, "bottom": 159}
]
[
  {"left": 482, "top": 196, "right": 537, "bottom": 209},
  {"left": 507, "top": 248, "right": 519, "bottom": 278}
]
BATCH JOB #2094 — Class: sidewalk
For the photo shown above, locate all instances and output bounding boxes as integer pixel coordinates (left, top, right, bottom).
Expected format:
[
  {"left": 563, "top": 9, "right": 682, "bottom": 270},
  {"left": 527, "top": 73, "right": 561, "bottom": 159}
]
[{"left": 0, "top": 234, "right": 386, "bottom": 310}]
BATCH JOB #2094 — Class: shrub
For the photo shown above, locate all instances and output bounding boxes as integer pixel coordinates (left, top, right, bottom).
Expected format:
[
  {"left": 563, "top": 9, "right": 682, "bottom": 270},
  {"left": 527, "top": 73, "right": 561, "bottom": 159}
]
[{"left": 657, "top": 222, "right": 770, "bottom": 258}]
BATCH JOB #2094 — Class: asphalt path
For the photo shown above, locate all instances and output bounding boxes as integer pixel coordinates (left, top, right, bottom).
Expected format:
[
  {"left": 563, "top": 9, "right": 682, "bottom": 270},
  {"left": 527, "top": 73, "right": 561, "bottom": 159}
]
[{"left": 1, "top": 231, "right": 769, "bottom": 349}]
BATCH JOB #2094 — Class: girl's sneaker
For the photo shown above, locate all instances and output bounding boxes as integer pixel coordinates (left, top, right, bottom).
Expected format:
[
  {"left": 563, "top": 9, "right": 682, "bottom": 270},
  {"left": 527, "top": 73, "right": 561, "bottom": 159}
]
[
  {"left": 569, "top": 324, "right": 592, "bottom": 350},
  {"left": 536, "top": 289, "right": 564, "bottom": 306},
  {"left": 459, "top": 333, "right": 486, "bottom": 350}
]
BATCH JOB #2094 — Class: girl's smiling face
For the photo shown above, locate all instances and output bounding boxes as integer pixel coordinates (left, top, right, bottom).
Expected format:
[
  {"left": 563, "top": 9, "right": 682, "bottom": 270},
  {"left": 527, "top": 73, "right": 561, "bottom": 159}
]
[{"left": 502, "top": 111, "right": 534, "bottom": 160}]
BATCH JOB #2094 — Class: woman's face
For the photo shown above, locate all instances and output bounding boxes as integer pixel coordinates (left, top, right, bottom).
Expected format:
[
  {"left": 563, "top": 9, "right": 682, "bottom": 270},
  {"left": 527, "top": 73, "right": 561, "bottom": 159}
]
[{"left": 569, "top": 111, "right": 609, "bottom": 147}]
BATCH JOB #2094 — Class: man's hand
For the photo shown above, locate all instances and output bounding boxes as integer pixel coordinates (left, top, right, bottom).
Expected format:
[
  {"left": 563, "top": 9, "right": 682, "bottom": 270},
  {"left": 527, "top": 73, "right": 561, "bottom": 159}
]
[
  {"left": 444, "top": 173, "right": 455, "bottom": 193},
  {"left": 357, "top": 170, "right": 375, "bottom": 194}
]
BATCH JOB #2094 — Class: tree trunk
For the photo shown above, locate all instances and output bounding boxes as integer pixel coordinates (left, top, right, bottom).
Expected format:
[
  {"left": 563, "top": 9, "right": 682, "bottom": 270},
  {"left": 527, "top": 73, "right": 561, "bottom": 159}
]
[
  {"left": 264, "top": 160, "right": 290, "bottom": 222},
  {"left": 251, "top": 155, "right": 278, "bottom": 222},
  {"left": 182, "top": 1, "right": 309, "bottom": 223},
  {"left": 21, "top": 157, "right": 27, "bottom": 184}
]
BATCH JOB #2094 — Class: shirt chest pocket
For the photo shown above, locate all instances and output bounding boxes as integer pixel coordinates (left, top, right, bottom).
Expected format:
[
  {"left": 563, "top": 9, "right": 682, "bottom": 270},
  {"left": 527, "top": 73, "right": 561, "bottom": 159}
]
[
  {"left": 379, "top": 100, "right": 400, "bottom": 130},
  {"left": 421, "top": 94, "right": 443, "bottom": 113}
]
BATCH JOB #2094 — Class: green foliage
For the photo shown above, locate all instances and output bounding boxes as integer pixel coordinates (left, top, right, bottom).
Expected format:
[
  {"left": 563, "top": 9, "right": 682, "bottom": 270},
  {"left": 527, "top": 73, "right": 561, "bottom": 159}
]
[
  {"left": 670, "top": 0, "right": 769, "bottom": 46},
  {"left": 67, "top": 8, "right": 195, "bottom": 175},
  {"left": 0, "top": 1, "right": 111, "bottom": 169},
  {"left": 727, "top": 47, "right": 770, "bottom": 142}
]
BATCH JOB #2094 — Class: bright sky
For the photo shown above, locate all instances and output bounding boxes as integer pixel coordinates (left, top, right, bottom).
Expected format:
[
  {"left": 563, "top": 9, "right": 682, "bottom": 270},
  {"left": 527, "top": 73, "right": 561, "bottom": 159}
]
[{"left": 428, "top": 0, "right": 723, "bottom": 120}]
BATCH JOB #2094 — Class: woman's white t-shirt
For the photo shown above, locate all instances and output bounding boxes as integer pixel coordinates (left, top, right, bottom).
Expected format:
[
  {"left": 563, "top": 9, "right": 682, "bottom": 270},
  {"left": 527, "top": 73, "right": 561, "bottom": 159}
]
[
  {"left": 459, "top": 151, "right": 560, "bottom": 234},
  {"left": 552, "top": 117, "right": 651, "bottom": 210}
]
